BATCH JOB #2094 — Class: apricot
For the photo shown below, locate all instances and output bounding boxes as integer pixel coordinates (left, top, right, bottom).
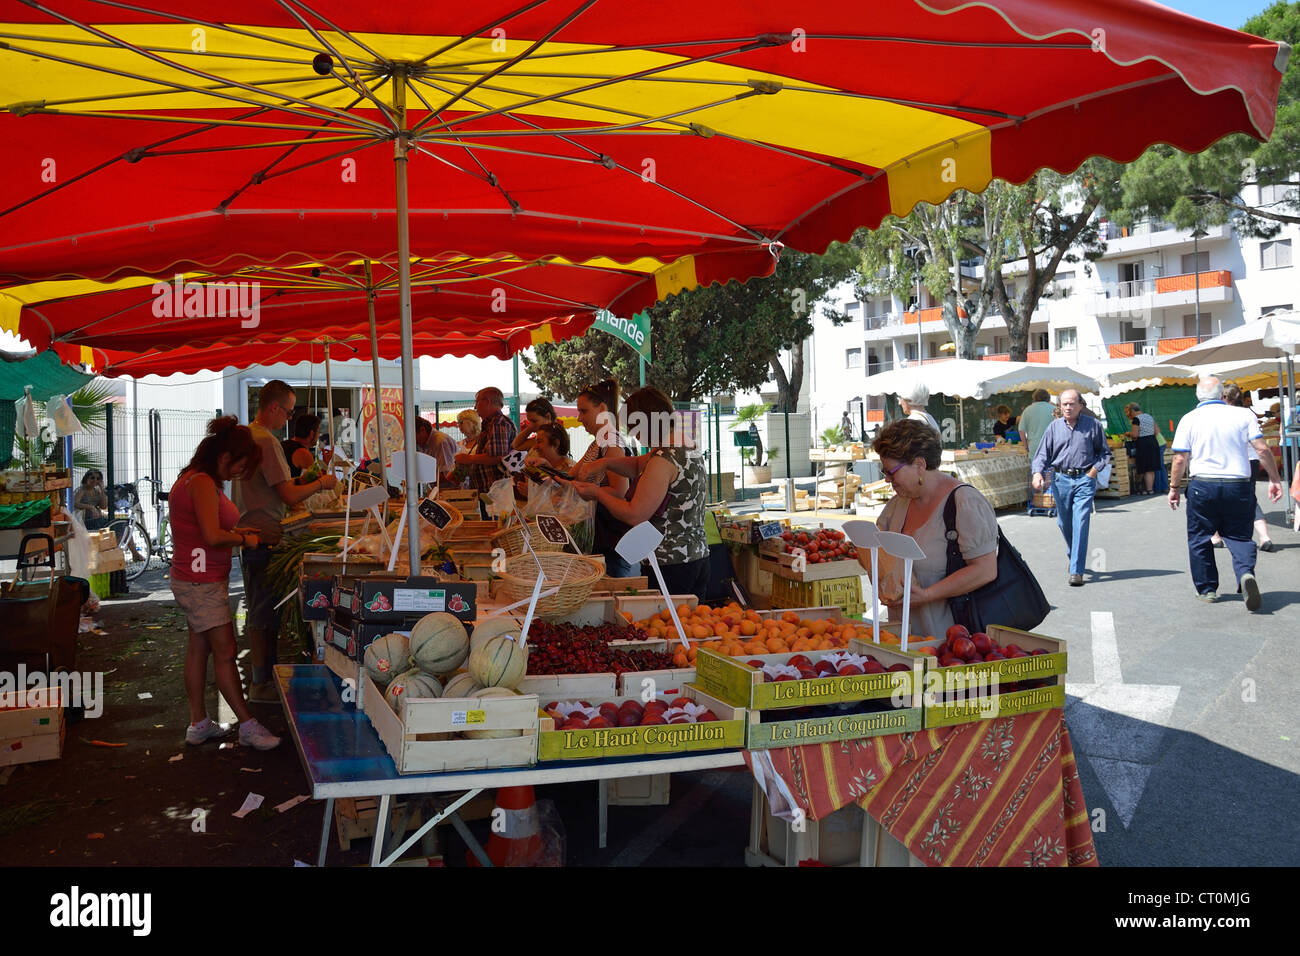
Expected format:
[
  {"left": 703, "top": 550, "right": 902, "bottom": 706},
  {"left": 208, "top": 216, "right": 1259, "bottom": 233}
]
[{"left": 739, "top": 620, "right": 757, "bottom": 636}]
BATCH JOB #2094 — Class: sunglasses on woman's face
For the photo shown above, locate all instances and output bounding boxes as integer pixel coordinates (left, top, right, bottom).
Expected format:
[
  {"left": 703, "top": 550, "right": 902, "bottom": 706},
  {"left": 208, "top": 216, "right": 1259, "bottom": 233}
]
[{"left": 884, "top": 461, "right": 907, "bottom": 480}]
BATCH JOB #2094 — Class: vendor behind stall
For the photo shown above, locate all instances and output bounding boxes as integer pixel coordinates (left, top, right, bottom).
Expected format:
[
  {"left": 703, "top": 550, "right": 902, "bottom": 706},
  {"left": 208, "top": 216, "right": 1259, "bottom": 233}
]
[
  {"left": 415, "top": 417, "right": 457, "bottom": 482},
  {"left": 454, "top": 387, "right": 518, "bottom": 493},
  {"left": 570, "top": 387, "right": 709, "bottom": 601},
  {"left": 281, "top": 413, "right": 319, "bottom": 480}
]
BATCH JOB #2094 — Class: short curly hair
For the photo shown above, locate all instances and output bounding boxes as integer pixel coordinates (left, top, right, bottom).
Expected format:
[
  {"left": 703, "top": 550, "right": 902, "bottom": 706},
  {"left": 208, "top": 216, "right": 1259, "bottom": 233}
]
[{"left": 872, "top": 419, "right": 942, "bottom": 470}]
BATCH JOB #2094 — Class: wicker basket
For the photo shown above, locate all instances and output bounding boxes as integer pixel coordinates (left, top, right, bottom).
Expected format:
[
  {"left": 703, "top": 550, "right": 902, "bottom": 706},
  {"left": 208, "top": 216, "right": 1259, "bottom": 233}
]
[
  {"left": 499, "top": 553, "right": 605, "bottom": 619},
  {"left": 491, "top": 519, "right": 567, "bottom": 557}
]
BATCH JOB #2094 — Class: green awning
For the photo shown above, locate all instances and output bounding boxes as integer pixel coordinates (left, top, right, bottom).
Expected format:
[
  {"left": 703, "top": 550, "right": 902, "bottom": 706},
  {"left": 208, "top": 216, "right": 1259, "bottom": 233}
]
[{"left": 0, "top": 350, "right": 93, "bottom": 402}]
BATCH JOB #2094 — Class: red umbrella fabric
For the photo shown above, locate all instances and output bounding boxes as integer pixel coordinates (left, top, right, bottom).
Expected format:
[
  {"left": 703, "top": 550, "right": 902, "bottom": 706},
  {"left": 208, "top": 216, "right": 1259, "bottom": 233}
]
[{"left": 0, "top": 0, "right": 1286, "bottom": 284}]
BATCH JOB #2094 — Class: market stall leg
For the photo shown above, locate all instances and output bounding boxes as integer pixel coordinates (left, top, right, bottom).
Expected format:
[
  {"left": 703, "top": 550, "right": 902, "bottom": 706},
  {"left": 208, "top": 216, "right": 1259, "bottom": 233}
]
[{"left": 316, "top": 797, "right": 334, "bottom": 867}]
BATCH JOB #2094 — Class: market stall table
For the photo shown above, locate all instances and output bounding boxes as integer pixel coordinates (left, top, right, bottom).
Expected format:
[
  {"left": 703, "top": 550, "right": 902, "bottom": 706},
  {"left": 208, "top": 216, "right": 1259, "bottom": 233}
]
[
  {"left": 744, "top": 709, "right": 1097, "bottom": 866},
  {"left": 276, "top": 664, "right": 746, "bottom": 867}
]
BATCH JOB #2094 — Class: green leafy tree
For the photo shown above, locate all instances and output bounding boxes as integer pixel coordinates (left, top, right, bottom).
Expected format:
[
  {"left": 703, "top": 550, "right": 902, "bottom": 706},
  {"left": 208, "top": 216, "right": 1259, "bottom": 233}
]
[
  {"left": 854, "top": 164, "right": 1118, "bottom": 360},
  {"left": 1112, "top": 2, "right": 1299, "bottom": 235},
  {"left": 524, "top": 244, "right": 860, "bottom": 407}
]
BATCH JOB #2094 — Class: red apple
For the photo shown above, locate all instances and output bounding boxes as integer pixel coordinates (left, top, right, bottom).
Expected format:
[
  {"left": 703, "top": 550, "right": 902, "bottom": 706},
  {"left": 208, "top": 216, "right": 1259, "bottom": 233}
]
[
  {"left": 887, "top": 663, "right": 911, "bottom": 672},
  {"left": 798, "top": 668, "right": 818, "bottom": 680},
  {"left": 1002, "top": 645, "right": 1022, "bottom": 656},
  {"left": 587, "top": 716, "right": 611, "bottom": 728},
  {"left": 950, "top": 637, "right": 977, "bottom": 660},
  {"left": 862, "top": 661, "right": 886, "bottom": 674},
  {"left": 984, "top": 651, "right": 1007, "bottom": 661},
  {"left": 838, "top": 664, "right": 864, "bottom": 676},
  {"left": 945, "top": 624, "right": 971, "bottom": 643},
  {"left": 814, "top": 660, "right": 838, "bottom": 676},
  {"left": 939, "top": 654, "right": 965, "bottom": 668},
  {"left": 599, "top": 703, "right": 620, "bottom": 722},
  {"left": 1006, "top": 648, "right": 1028, "bottom": 659},
  {"left": 788, "top": 655, "right": 813, "bottom": 669},
  {"left": 566, "top": 717, "right": 588, "bottom": 730},
  {"left": 640, "top": 715, "right": 667, "bottom": 725},
  {"left": 551, "top": 718, "right": 567, "bottom": 731},
  {"left": 696, "top": 711, "right": 718, "bottom": 722},
  {"left": 1030, "top": 648, "right": 1047, "bottom": 656},
  {"left": 971, "top": 633, "right": 993, "bottom": 655},
  {"left": 774, "top": 674, "right": 796, "bottom": 682},
  {"left": 643, "top": 701, "right": 668, "bottom": 715},
  {"left": 619, "top": 714, "right": 640, "bottom": 727},
  {"left": 747, "top": 660, "right": 766, "bottom": 669}
]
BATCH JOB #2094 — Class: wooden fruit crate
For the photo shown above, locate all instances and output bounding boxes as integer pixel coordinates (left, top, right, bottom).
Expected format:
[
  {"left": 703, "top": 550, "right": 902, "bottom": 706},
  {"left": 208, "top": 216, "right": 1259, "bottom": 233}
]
[
  {"left": 866, "top": 626, "right": 1067, "bottom": 729},
  {"left": 361, "top": 673, "right": 539, "bottom": 773},
  {"left": 536, "top": 686, "right": 746, "bottom": 762},
  {"left": 759, "top": 552, "right": 862, "bottom": 583}
]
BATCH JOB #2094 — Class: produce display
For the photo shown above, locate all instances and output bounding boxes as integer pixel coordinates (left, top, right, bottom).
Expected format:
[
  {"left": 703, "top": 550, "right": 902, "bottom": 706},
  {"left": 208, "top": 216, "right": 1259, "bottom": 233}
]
[
  {"left": 772, "top": 527, "right": 858, "bottom": 562},
  {"left": 629, "top": 605, "right": 868, "bottom": 667},
  {"left": 409, "top": 612, "right": 471, "bottom": 673},
  {"left": 383, "top": 669, "right": 444, "bottom": 718},
  {"left": 468, "top": 634, "right": 529, "bottom": 689},
  {"left": 463, "top": 686, "right": 526, "bottom": 739},
  {"left": 747, "top": 650, "right": 911, "bottom": 682},
  {"left": 363, "top": 632, "right": 411, "bottom": 686},
  {"left": 924, "top": 625, "right": 1050, "bottom": 665},
  {"left": 542, "top": 697, "right": 719, "bottom": 731},
  {"left": 524, "top": 622, "right": 675, "bottom": 677}
]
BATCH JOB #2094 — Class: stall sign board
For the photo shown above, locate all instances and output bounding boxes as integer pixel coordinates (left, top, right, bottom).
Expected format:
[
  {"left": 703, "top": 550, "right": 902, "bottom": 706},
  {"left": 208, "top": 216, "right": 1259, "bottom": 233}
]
[
  {"left": 757, "top": 522, "right": 783, "bottom": 541},
  {"left": 746, "top": 706, "right": 922, "bottom": 750},
  {"left": 417, "top": 499, "right": 454, "bottom": 529},
  {"left": 732, "top": 431, "right": 756, "bottom": 447},
  {"left": 534, "top": 514, "right": 569, "bottom": 545}
]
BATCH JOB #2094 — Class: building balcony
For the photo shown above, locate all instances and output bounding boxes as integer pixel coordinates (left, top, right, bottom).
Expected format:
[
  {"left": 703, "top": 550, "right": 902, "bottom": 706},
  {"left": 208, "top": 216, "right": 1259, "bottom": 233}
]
[
  {"left": 1095, "top": 221, "right": 1232, "bottom": 257},
  {"left": 983, "top": 350, "right": 1051, "bottom": 363},
  {"left": 866, "top": 360, "right": 895, "bottom": 376},
  {"left": 1093, "top": 334, "right": 1213, "bottom": 361},
  {"left": 1085, "top": 270, "right": 1235, "bottom": 317}
]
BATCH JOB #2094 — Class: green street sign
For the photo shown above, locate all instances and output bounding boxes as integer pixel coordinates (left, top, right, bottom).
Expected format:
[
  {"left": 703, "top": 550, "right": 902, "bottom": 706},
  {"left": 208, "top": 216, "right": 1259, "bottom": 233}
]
[{"left": 592, "top": 309, "right": 652, "bottom": 360}]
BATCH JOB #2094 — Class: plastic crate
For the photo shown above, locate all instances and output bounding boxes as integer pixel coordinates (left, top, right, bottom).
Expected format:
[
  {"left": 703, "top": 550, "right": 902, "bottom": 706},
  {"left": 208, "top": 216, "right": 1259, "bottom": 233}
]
[{"left": 770, "top": 574, "right": 863, "bottom": 614}]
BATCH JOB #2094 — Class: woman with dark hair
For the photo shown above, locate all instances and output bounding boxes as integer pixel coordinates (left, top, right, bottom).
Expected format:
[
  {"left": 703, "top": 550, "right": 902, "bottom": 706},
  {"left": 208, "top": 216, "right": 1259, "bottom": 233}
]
[
  {"left": 512, "top": 396, "right": 558, "bottom": 454},
  {"left": 570, "top": 387, "right": 709, "bottom": 600},
  {"left": 862, "top": 419, "right": 1000, "bottom": 637},
  {"left": 991, "top": 404, "right": 1017, "bottom": 439},
  {"left": 575, "top": 378, "right": 636, "bottom": 577},
  {"left": 282, "top": 413, "right": 320, "bottom": 480},
  {"left": 169, "top": 416, "right": 281, "bottom": 751},
  {"left": 74, "top": 469, "right": 110, "bottom": 529}
]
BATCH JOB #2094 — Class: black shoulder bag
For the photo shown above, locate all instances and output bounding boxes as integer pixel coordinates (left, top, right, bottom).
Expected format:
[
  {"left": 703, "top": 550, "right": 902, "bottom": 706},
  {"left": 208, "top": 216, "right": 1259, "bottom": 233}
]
[{"left": 943, "top": 485, "right": 1050, "bottom": 633}]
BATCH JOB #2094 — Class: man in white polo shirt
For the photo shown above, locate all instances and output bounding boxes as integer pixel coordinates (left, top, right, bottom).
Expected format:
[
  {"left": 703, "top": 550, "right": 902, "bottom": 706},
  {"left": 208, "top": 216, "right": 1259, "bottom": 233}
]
[{"left": 1169, "top": 375, "right": 1283, "bottom": 610}]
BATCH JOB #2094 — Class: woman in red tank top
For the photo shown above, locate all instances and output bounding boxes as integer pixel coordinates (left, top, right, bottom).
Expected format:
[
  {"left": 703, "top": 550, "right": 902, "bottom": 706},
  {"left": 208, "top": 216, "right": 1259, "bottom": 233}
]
[{"left": 169, "top": 417, "right": 281, "bottom": 750}]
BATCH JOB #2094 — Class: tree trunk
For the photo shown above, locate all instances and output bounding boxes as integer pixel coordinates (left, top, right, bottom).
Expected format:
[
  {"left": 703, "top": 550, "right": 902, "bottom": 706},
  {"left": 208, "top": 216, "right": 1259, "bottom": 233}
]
[
  {"left": 1007, "top": 308, "right": 1031, "bottom": 362},
  {"left": 769, "top": 341, "right": 805, "bottom": 413},
  {"left": 943, "top": 295, "right": 980, "bottom": 359}
]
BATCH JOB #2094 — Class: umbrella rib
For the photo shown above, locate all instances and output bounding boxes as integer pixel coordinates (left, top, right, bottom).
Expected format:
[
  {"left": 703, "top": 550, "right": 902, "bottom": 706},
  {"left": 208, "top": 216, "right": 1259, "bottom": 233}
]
[
  {"left": 0, "top": 29, "right": 337, "bottom": 70},
  {"left": 75, "top": 0, "right": 379, "bottom": 67},
  {"left": 278, "top": 0, "right": 390, "bottom": 64},
  {"left": 11, "top": 3, "right": 388, "bottom": 130},
  {"left": 402, "top": 77, "right": 503, "bottom": 191},
  {"left": 272, "top": 0, "right": 399, "bottom": 125},
  {"left": 413, "top": 0, "right": 601, "bottom": 126}
]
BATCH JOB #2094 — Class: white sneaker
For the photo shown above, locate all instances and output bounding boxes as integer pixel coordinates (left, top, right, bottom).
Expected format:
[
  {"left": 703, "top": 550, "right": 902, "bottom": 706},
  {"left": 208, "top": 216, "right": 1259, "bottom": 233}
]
[
  {"left": 238, "top": 718, "right": 282, "bottom": 751},
  {"left": 186, "top": 717, "right": 232, "bottom": 746}
]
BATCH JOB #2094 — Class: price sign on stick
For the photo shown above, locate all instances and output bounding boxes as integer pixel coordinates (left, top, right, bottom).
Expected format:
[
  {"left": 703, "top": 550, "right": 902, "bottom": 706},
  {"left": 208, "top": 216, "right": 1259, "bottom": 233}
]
[
  {"left": 875, "top": 531, "right": 926, "bottom": 653},
  {"left": 503, "top": 449, "right": 528, "bottom": 475},
  {"left": 535, "top": 514, "right": 574, "bottom": 550},
  {"left": 842, "top": 520, "right": 882, "bottom": 644},
  {"left": 386, "top": 451, "right": 441, "bottom": 487},
  {"left": 616, "top": 522, "right": 688, "bottom": 650},
  {"left": 417, "top": 498, "right": 455, "bottom": 530}
]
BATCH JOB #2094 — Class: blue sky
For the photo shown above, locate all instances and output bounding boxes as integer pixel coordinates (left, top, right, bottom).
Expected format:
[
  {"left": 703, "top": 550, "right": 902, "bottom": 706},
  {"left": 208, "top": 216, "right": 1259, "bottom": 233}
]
[{"left": 1158, "top": 0, "right": 1276, "bottom": 28}]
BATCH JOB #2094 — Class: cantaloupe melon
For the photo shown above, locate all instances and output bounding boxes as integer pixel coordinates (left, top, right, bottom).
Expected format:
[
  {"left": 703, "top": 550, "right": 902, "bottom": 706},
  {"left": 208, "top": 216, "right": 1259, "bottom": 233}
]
[
  {"left": 363, "top": 633, "right": 410, "bottom": 686},
  {"left": 383, "top": 668, "right": 443, "bottom": 719},
  {"left": 409, "top": 612, "right": 469, "bottom": 674},
  {"left": 441, "top": 672, "right": 483, "bottom": 698},
  {"left": 468, "top": 634, "right": 528, "bottom": 689},
  {"left": 462, "top": 686, "right": 523, "bottom": 739},
  {"left": 470, "top": 615, "right": 522, "bottom": 653}
]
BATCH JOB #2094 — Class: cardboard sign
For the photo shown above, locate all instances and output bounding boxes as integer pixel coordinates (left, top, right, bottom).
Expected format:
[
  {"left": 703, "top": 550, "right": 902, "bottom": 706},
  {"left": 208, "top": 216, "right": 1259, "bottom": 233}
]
[
  {"left": 503, "top": 449, "right": 528, "bottom": 474},
  {"left": 757, "top": 521, "right": 783, "bottom": 540},
  {"left": 418, "top": 498, "right": 455, "bottom": 530}
]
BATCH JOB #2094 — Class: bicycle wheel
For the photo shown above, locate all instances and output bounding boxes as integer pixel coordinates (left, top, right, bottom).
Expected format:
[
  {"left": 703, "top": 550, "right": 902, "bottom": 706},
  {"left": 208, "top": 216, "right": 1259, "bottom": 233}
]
[
  {"left": 158, "top": 518, "right": 173, "bottom": 564},
  {"left": 115, "top": 519, "right": 152, "bottom": 581}
]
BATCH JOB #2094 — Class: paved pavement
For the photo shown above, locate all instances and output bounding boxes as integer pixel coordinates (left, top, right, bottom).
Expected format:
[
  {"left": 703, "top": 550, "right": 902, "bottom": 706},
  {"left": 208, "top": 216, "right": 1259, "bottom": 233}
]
[{"left": 734, "top": 491, "right": 1299, "bottom": 866}]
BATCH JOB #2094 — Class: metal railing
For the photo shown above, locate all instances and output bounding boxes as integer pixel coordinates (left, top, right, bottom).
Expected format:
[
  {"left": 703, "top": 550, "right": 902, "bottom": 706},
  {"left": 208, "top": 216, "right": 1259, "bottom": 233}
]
[{"left": 1092, "top": 334, "right": 1213, "bottom": 361}]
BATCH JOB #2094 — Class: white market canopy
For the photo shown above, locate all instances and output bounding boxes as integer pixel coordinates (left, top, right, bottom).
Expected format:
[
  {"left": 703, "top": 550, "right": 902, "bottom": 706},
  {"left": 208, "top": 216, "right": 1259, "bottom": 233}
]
[
  {"left": 1094, "top": 358, "right": 1289, "bottom": 396},
  {"left": 861, "top": 359, "right": 1099, "bottom": 401}
]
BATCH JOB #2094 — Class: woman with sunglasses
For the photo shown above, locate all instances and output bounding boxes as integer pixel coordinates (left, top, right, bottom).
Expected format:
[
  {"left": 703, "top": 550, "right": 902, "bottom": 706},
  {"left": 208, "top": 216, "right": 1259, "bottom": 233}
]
[
  {"left": 74, "top": 470, "right": 110, "bottom": 529},
  {"left": 864, "top": 419, "right": 1000, "bottom": 637}
]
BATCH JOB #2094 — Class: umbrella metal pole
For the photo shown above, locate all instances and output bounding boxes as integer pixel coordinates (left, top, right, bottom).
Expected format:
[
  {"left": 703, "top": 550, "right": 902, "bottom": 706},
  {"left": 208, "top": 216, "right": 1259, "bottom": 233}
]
[
  {"left": 325, "top": 341, "right": 334, "bottom": 450},
  {"left": 1286, "top": 357, "right": 1297, "bottom": 524},
  {"left": 364, "top": 269, "right": 389, "bottom": 489},
  {"left": 393, "top": 69, "right": 421, "bottom": 573}
]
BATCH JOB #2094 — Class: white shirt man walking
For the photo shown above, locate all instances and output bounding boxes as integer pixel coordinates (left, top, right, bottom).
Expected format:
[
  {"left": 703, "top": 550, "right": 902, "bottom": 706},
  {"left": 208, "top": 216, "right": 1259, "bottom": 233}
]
[
  {"left": 1031, "top": 389, "right": 1110, "bottom": 586},
  {"left": 1168, "top": 376, "right": 1283, "bottom": 610}
]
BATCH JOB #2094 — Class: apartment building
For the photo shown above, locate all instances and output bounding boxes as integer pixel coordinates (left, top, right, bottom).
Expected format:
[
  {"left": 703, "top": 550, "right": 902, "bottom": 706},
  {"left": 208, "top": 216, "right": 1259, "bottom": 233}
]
[{"left": 808, "top": 184, "right": 1299, "bottom": 433}]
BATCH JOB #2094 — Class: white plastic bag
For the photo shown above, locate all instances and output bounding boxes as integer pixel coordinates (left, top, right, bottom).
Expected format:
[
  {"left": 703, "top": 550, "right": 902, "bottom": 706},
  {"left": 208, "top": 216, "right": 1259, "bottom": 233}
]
[
  {"left": 65, "top": 509, "right": 93, "bottom": 580},
  {"left": 47, "top": 394, "right": 84, "bottom": 437}
]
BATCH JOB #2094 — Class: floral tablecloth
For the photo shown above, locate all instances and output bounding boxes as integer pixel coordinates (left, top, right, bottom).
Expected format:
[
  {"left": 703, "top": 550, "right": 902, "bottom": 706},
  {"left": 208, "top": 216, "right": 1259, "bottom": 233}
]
[{"left": 745, "top": 709, "right": 1097, "bottom": 866}]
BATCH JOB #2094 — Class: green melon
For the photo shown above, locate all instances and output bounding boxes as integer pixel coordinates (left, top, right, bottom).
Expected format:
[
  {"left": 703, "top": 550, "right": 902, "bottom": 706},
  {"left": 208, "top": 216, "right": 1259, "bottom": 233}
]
[
  {"left": 363, "top": 633, "right": 410, "bottom": 686},
  {"left": 470, "top": 615, "right": 522, "bottom": 653},
  {"left": 383, "top": 668, "right": 443, "bottom": 719},
  {"left": 462, "top": 686, "right": 523, "bottom": 739},
  {"left": 468, "top": 634, "right": 528, "bottom": 690},
  {"left": 442, "top": 672, "right": 483, "bottom": 698},
  {"left": 409, "top": 612, "right": 470, "bottom": 674}
]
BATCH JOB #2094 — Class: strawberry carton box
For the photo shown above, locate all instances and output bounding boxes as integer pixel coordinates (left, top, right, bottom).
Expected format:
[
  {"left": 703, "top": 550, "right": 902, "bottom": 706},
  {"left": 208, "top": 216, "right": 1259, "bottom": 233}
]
[
  {"left": 536, "top": 685, "right": 745, "bottom": 761},
  {"left": 854, "top": 624, "right": 1068, "bottom": 729},
  {"left": 339, "top": 575, "right": 477, "bottom": 624},
  {"left": 694, "top": 645, "right": 922, "bottom": 749}
]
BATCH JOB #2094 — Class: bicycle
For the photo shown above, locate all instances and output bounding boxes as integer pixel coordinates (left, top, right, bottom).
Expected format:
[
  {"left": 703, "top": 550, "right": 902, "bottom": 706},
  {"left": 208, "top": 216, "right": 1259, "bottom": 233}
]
[{"left": 107, "top": 477, "right": 172, "bottom": 581}]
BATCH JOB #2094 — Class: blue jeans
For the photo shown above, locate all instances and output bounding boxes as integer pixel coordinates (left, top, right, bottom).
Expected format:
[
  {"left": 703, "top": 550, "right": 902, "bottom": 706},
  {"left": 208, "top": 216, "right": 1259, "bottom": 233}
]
[
  {"left": 1186, "top": 479, "right": 1256, "bottom": 595},
  {"left": 601, "top": 549, "right": 639, "bottom": 579},
  {"left": 1051, "top": 473, "right": 1096, "bottom": 575}
]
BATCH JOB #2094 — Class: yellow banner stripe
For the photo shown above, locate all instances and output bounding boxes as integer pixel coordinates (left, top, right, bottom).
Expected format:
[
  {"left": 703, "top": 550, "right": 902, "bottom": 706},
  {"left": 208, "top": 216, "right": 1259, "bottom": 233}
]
[
  {"left": 0, "top": 294, "right": 20, "bottom": 335},
  {"left": 887, "top": 130, "right": 993, "bottom": 219},
  {"left": 654, "top": 256, "right": 698, "bottom": 299},
  {"left": 529, "top": 324, "right": 555, "bottom": 346}
]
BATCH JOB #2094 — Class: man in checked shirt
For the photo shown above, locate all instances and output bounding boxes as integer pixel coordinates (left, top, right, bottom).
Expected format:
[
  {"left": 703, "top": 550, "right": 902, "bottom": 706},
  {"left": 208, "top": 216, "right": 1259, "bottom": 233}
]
[{"left": 454, "top": 387, "right": 519, "bottom": 496}]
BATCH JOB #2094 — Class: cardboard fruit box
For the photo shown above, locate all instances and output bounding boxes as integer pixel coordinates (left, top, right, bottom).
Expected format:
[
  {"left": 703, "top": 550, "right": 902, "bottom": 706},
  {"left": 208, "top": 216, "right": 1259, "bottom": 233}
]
[
  {"left": 694, "top": 646, "right": 922, "bottom": 749},
  {"left": 856, "top": 626, "right": 1067, "bottom": 729},
  {"left": 536, "top": 685, "right": 746, "bottom": 761},
  {"left": 0, "top": 687, "right": 66, "bottom": 768},
  {"left": 335, "top": 574, "right": 476, "bottom": 624},
  {"left": 360, "top": 672, "right": 539, "bottom": 774},
  {"left": 759, "top": 551, "right": 864, "bottom": 583}
]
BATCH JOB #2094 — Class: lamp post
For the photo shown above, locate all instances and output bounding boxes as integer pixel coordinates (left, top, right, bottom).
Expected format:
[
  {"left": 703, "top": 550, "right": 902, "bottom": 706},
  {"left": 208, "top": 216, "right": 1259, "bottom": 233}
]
[
  {"left": 1192, "top": 226, "right": 1208, "bottom": 340},
  {"left": 905, "top": 248, "right": 925, "bottom": 366}
]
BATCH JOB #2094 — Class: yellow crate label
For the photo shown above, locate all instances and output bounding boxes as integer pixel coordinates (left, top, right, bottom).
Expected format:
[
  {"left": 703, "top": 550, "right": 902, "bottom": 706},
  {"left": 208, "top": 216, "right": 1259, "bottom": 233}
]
[{"left": 450, "top": 709, "right": 487, "bottom": 727}]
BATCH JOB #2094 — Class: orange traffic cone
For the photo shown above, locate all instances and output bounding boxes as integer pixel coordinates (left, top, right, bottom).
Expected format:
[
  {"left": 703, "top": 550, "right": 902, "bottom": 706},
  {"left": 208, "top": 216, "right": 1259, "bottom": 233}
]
[{"left": 467, "top": 786, "right": 543, "bottom": 867}]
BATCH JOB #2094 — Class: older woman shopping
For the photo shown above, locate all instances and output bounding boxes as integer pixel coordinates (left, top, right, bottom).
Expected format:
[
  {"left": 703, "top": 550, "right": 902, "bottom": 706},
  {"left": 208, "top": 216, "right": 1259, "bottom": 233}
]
[
  {"left": 861, "top": 419, "right": 1000, "bottom": 637},
  {"left": 898, "top": 383, "right": 941, "bottom": 434}
]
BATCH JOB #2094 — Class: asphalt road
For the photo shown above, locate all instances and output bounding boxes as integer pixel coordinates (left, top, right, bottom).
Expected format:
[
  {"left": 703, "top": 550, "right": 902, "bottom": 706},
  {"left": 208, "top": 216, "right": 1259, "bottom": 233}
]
[{"left": 739, "top": 491, "right": 1300, "bottom": 867}]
